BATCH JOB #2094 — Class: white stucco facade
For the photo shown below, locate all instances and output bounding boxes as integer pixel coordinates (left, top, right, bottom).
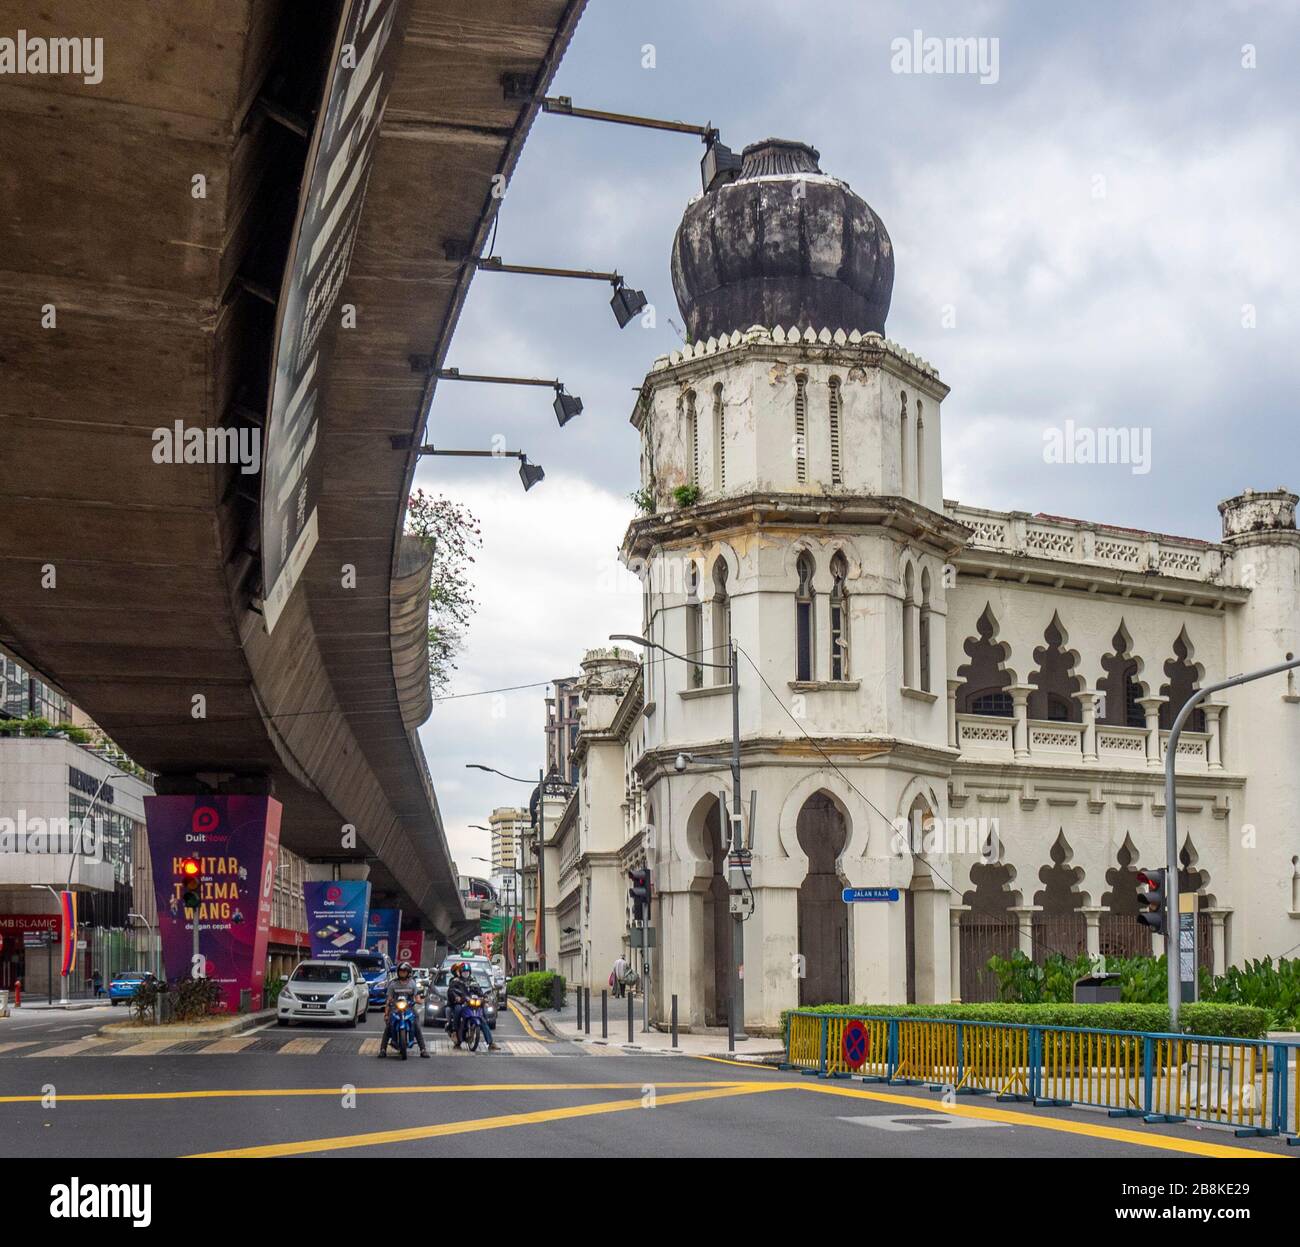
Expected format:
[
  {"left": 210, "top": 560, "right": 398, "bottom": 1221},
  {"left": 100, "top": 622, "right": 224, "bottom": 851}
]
[{"left": 544, "top": 322, "right": 1300, "bottom": 1035}]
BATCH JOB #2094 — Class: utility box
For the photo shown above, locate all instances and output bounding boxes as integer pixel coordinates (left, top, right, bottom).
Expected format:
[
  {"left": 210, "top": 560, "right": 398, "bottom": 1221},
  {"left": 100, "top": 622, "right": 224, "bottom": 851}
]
[{"left": 1073, "top": 973, "right": 1121, "bottom": 1004}]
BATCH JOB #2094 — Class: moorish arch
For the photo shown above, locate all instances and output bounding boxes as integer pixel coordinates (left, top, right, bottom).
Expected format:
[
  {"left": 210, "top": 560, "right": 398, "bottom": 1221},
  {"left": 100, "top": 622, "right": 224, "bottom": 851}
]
[
  {"left": 795, "top": 791, "right": 850, "bottom": 1005},
  {"left": 958, "top": 829, "right": 1021, "bottom": 1001},
  {"left": 682, "top": 790, "right": 734, "bottom": 1027},
  {"left": 1160, "top": 628, "right": 1206, "bottom": 731},
  {"left": 1100, "top": 834, "right": 1153, "bottom": 958},
  {"left": 1032, "top": 830, "right": 1088, "bottom": 961},
  {"left": 1028, "top": 614, "right": 1083, "bottom": 722},
  {"left": 1098, "top": 624, "right": 1148, "bottom": 728},
  {"left": 955, "top": 604, "right": 1014, "bottom": 715}
]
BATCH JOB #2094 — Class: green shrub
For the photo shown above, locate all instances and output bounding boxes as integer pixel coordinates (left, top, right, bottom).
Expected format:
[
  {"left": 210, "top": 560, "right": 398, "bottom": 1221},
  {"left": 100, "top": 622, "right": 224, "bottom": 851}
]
[
  {"left": 783, "top": 1000, "right": 1271, "bottom": 1040},
  {"left": 263, "top": 975, "right": 287, "bottom": 1008},
  {"left": 171, "top": 976, "right": 222, "bottom": 1022},
  {"left": 507, "top": 971, "right": 566, "bottom": 1010},
  {"left": 131, "top": 977, "right": 162, "bottom": 1023},
  {"left": 986, "top": 950, "right": 1300, "bottom": 1030},
  {"left": 671, "top": 484, "right": 700, "bottom": 508}
]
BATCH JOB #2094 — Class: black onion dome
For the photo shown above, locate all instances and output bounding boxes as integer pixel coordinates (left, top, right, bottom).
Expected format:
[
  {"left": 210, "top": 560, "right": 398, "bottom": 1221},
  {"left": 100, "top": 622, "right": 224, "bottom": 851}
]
[{"left": 671, "top": 139, "right": 893, "bottom": 341}]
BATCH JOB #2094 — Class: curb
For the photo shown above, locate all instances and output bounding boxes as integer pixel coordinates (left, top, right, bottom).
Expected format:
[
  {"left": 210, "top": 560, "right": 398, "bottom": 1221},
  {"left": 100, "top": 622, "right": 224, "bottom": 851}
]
[{"left": 97, "top": 1009, "right": 276, "bottom": 1042}]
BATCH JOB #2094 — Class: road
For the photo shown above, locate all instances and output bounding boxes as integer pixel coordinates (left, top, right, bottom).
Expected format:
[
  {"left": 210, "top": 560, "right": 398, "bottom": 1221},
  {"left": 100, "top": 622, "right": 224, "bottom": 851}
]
[{"left": 0, "top": 1002, "right": 1293, "bottom": 1160}]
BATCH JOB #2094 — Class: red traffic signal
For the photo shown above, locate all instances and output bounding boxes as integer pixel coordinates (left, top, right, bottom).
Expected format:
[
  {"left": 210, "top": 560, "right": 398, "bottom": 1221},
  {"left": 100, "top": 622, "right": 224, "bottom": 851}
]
[
  {"left": 628, "top": 868, "right": 652, "bottom": 922},
  {"left": 1135, "top": 868, "right": 1166, "bottom": 935}
]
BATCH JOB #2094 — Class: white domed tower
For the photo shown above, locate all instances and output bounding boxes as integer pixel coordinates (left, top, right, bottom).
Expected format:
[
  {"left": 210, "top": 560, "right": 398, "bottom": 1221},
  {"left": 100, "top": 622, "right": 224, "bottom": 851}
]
[{"left": 622, "top": 141, "right": 969, "bottom": 1030}]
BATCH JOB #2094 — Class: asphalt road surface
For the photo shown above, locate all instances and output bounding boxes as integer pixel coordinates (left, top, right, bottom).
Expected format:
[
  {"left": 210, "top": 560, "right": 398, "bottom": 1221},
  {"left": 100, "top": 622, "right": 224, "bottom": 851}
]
[{"left": 0, "top": 1003, "right": 1293, "bottom": 1160}]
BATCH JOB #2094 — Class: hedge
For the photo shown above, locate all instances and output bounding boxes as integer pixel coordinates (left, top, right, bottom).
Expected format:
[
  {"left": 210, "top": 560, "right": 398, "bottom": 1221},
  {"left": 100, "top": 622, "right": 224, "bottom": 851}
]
[
  {"left": 507, "top": 971, "right": 566, "bottom": 1010},
  {"left": 782, "top": 1001, "right": 1272, "bottom": 1040}
]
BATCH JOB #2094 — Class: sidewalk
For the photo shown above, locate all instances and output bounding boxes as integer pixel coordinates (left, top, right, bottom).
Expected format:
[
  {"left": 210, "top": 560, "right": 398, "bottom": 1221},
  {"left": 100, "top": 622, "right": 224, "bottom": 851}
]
[{"left": 521, "top": 992, "right": 785, "bottom": 1063}]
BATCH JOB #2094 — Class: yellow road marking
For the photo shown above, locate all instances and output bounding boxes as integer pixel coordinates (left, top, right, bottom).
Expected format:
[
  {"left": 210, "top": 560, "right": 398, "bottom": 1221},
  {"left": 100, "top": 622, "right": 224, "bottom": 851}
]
[
  {"left": 0, "top": 1080, "right": 744, "bottom": 1105},
  {"left": 25, "top": 1040, "right": 110, "bottom": 1057},
  {"left": 199, "top": 1038, "right": 257, "bottom": 1055},
  {"left": 279, "top": 1038, "right": 327, "bottom": 1055},
  {"left": 113, "top": 1042, "right": 176, "bottom": 1056},
  {"left": 506, "top": 1001, "right": 550, "bottom": 1042},
  {"left": 187, "top": 1083, "right": 783, "bottom": 1158},
  {"left": 358, "top": 1038, "right": 380, "bottom": 1056},
  {"left": 0, "top": 1043, "right": 37, "bottom": 1055},
  {"left": 796, "top": 1081, "right": 1282, "bottom": 1159}
]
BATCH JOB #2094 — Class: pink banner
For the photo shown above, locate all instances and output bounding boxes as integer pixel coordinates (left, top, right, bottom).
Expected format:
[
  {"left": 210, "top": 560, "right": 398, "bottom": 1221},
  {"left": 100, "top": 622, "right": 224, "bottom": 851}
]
[{"left": 145, "top": 795, "right": 281, "bottom": 1012}]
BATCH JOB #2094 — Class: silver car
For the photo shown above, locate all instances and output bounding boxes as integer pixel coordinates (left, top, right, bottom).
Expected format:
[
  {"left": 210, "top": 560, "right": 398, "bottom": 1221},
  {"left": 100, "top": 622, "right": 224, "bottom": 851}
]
[{"left": 277, "top": 959, "right": 367, "bottom": 1027}]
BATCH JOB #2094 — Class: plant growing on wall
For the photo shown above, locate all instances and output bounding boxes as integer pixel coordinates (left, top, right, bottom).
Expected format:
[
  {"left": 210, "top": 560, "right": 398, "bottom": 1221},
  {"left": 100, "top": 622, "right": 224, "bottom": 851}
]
[
  {"left": 405, "top": 490, "right": 482, "bottom": 698},
  {"left": 629, "top": 486, "right": 656, "bottom": 515},
  {"left": 672, "top": 483, "right": 701, "bottom": 508}
]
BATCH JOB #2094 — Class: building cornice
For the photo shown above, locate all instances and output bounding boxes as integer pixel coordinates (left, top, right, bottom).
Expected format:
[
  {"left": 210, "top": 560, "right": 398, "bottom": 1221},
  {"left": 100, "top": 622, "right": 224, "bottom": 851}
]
[{"left": 622, "top": 492, "right": 971, "bottom": 564}]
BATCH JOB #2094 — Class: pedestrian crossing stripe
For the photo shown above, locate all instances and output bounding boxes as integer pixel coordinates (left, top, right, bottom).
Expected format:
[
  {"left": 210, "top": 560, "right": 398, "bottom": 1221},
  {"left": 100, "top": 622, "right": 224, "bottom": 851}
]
[{"left": 0, "top": 1034, "right": 601, "bottom": 1058}]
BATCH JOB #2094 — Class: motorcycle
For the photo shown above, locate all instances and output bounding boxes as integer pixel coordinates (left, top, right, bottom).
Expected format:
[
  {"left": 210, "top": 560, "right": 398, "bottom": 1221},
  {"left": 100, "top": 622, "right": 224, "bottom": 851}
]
[
  {"left": 389, "top": 990, "right": 418, "bottom": 1059},
  {"left": 456, "top": 992, "right": 488, "bottom": 1051}
]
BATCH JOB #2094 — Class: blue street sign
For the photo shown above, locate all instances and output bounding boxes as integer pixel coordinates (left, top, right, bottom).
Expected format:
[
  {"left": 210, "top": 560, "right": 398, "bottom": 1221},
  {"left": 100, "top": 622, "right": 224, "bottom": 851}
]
[{"left": 842, "top": 887, "right": 900, "bottom": 903}]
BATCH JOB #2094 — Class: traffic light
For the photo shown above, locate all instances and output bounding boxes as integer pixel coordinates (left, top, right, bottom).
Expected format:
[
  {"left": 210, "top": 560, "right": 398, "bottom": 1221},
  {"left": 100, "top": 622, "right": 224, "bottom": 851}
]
[
  {"left": 628, "top": 868, "right": 652, "bottom": 923},
  {"left": 1136, "top": 868, "right": 1166, "bottom": 935},
  {"left": 180, "top": 857, "right": 201, "bottom": 913}
]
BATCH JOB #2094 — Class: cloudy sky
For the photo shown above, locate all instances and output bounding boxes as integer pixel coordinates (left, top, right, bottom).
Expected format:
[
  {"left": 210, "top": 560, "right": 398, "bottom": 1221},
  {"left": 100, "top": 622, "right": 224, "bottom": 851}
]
[{"left": 416, "top": 0, "right": 1300, "bottom": 874}]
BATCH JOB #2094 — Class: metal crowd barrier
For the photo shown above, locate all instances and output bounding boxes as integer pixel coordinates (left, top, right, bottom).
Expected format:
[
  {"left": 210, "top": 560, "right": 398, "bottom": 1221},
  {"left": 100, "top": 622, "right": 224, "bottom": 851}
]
[{"left": 784, "top": 1011, "right": 1300, "bottom": 1140}]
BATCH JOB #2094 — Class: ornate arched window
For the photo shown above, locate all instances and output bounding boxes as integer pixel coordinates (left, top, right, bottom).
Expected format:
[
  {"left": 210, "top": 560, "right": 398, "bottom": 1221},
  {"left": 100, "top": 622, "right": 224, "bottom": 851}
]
[
  {"left": 712, "top": 383, "right": 725, "bottom": 490},
  {"left": 915, "top": 399, "right": 925, "bottom": 498},
  {"left": 685, "top": 389, "right": 699, "bottom": 485},
  {"left": 830, "top": 551, "right": 849, "bottom": 680},
  {"left": 711, "top": 558, "right": 731, "bottom": 685},
  {"left": 919, "top": 566, "right": 932, "bottom": 692},
  {"left": 902, "top": 562, "right": 917, "bottom": 688},
  {"left": 794, "top": 373, "right": 808, "bottom": 485},
  {"left": 685, "top": 559, "right": 704, "bottom": 689},
  {"left": 795, "top": 552, "right": 815, "bottom": 681},
  {"left": 828, "top": 376, "right": 843, "bottom": 485},
  {"left": 899, "top": 390, "right": 909, "bottom": 494}
]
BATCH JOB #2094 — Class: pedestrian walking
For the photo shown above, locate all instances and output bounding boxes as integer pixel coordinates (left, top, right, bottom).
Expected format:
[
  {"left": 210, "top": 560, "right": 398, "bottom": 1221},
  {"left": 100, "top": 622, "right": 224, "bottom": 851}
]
[
  {"left": 611, "top": 954, "right": 628, "bottom": 999},
  {"left": 92, "top": 970, "right": 103, "bottom": 998}
]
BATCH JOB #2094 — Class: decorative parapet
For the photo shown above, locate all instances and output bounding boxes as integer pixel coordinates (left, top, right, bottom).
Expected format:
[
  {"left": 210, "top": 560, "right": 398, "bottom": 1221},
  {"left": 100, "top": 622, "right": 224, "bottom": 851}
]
[
  {"left": 649, "top": 324, "right": 940, "bottom": 380},
  {"left": 947, "top": 502, "right": 1226, "bottom": 584},
  {"left": 1218, "top": 488, "right": 1298, "bottom": 541},
  {"left": 390, "top": 533, "right": 434, "bottom": 732}
]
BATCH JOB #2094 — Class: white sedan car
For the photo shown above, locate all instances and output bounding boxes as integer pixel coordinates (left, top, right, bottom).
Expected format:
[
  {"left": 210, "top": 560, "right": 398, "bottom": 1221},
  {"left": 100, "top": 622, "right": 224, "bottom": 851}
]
[{"left": 277, "top": 959, "right": 368, "bottom": 1027}]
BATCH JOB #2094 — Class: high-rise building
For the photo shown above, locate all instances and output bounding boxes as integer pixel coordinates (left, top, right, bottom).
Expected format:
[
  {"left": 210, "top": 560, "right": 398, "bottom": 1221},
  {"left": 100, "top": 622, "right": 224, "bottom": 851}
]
[{"left": 488, "top": 806, "right": 528, "bottom": 877}]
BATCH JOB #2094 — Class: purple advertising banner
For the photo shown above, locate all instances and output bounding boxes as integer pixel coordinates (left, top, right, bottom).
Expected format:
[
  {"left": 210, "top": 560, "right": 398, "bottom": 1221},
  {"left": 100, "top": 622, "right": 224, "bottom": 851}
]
[
  {"left": 304, "top": 880, "right": 371, "bottom": 959},
  {"left": 367, "top": 907, "right": 400, "bottom": 958},
  {"left": 145, "top": 795, "right": 281, "bottom": 1013}
]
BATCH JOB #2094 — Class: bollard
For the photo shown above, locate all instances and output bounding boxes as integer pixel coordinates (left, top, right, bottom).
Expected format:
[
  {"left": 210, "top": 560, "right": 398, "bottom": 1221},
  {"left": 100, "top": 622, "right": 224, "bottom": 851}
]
[
  {"left": 583, "top": 987, "right": 591, "bottom": 1035},
  {"left": 727, "top": 996, "right": 736, "bottom": 1053},
  {"left": 627, "top": 990, "right": 634, "bottom": 1043},
  {"left": 601, "top": 990, "right": 608, "bottom": 1039},
  {"left": 671, "top": 994, "right": 678, "bottom": 1048}
]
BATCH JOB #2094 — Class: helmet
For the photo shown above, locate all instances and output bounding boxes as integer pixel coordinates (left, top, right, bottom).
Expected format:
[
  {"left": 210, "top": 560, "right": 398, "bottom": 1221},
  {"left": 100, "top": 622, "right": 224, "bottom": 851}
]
[{"left": 397, "top": 961, "right": 412, "bottom": 974}]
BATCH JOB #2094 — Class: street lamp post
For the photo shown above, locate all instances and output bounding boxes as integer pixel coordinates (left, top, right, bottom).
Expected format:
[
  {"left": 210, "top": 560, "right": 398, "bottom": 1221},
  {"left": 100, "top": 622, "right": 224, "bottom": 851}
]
[
  {"left": 127, "top": 911, "right": 155, "bottom": 979},
  {"left": 611, "top": 633, "right": 748, "bottom": 1041},
  {"left": 1162, "top": 655, "right": 1300, "bottom": 1029}
]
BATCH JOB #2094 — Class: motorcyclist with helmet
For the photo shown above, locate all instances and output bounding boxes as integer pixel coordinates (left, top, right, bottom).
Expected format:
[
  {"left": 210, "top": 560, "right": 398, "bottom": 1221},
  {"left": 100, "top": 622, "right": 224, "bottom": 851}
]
[
  {"left": 379, "top": 961, "right": 429, "bottom": 1058},
  {"left": 445, "top": 961, "right": 498, "bottom": 1051}
]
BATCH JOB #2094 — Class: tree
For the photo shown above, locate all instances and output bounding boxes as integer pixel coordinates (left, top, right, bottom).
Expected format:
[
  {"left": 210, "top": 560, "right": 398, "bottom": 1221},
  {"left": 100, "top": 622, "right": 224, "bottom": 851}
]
[{"left": 405, "top": 490, "right": 482, "bottom": 697}]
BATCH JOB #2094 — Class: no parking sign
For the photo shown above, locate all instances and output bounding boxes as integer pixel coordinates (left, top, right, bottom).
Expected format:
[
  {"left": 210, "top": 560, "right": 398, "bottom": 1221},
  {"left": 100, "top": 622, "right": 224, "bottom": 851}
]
[{"left": 841, "top": 1019, "right": 870, "bottom": 1070}]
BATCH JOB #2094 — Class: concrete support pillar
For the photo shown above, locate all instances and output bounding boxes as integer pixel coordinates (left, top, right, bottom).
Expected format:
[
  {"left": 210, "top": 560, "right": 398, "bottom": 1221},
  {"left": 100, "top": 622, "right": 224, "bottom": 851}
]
[
  {"left": 1010, "top": 684, "right": 1033, "bottom": 761},
  {"left": 1076, "top": 689, "right": 1100, "bottom": 765},
  {"left": 949, "top": 903, "right": 969, "bottom": 1002},
  {"left": 1207, "top": 908, "right": 1230, "bottom": 977},
  {"left": 853, "top": 895, "right": 908, "bottom": 1004},
  {"left": 1138, "top": 696, "right": 1167, "bottom": 770},
  {"left": 745, "top": 886, "right": 799, "bottom": 1030},
  {"left": 946, "top": 678, "right": 961, "bottom": 749},
  {"left": 910, "top": 885, "right": 953, "bottom": 1004},
  {"left": 659, "top": 889, "right": 706, "bottom": 1029},
  {"left": 1009, "top": 905, "right": 1038, "bottom": 959},
  {"left": 1202, "top": 702, "right": 1224, "bottom": 770},
  {"left": 1081, "top": 906, "right": 1105, "bottom": 962}
]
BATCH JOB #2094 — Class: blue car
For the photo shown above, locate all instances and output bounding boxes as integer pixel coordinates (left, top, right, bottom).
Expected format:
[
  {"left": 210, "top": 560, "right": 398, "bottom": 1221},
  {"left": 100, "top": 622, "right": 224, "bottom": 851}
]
[
  {"left": 108, "top": 971, "right": 157, "bottom": 1005},
  {"left": 339, "top": 951, "right": 392, "bottom": 1008}
]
